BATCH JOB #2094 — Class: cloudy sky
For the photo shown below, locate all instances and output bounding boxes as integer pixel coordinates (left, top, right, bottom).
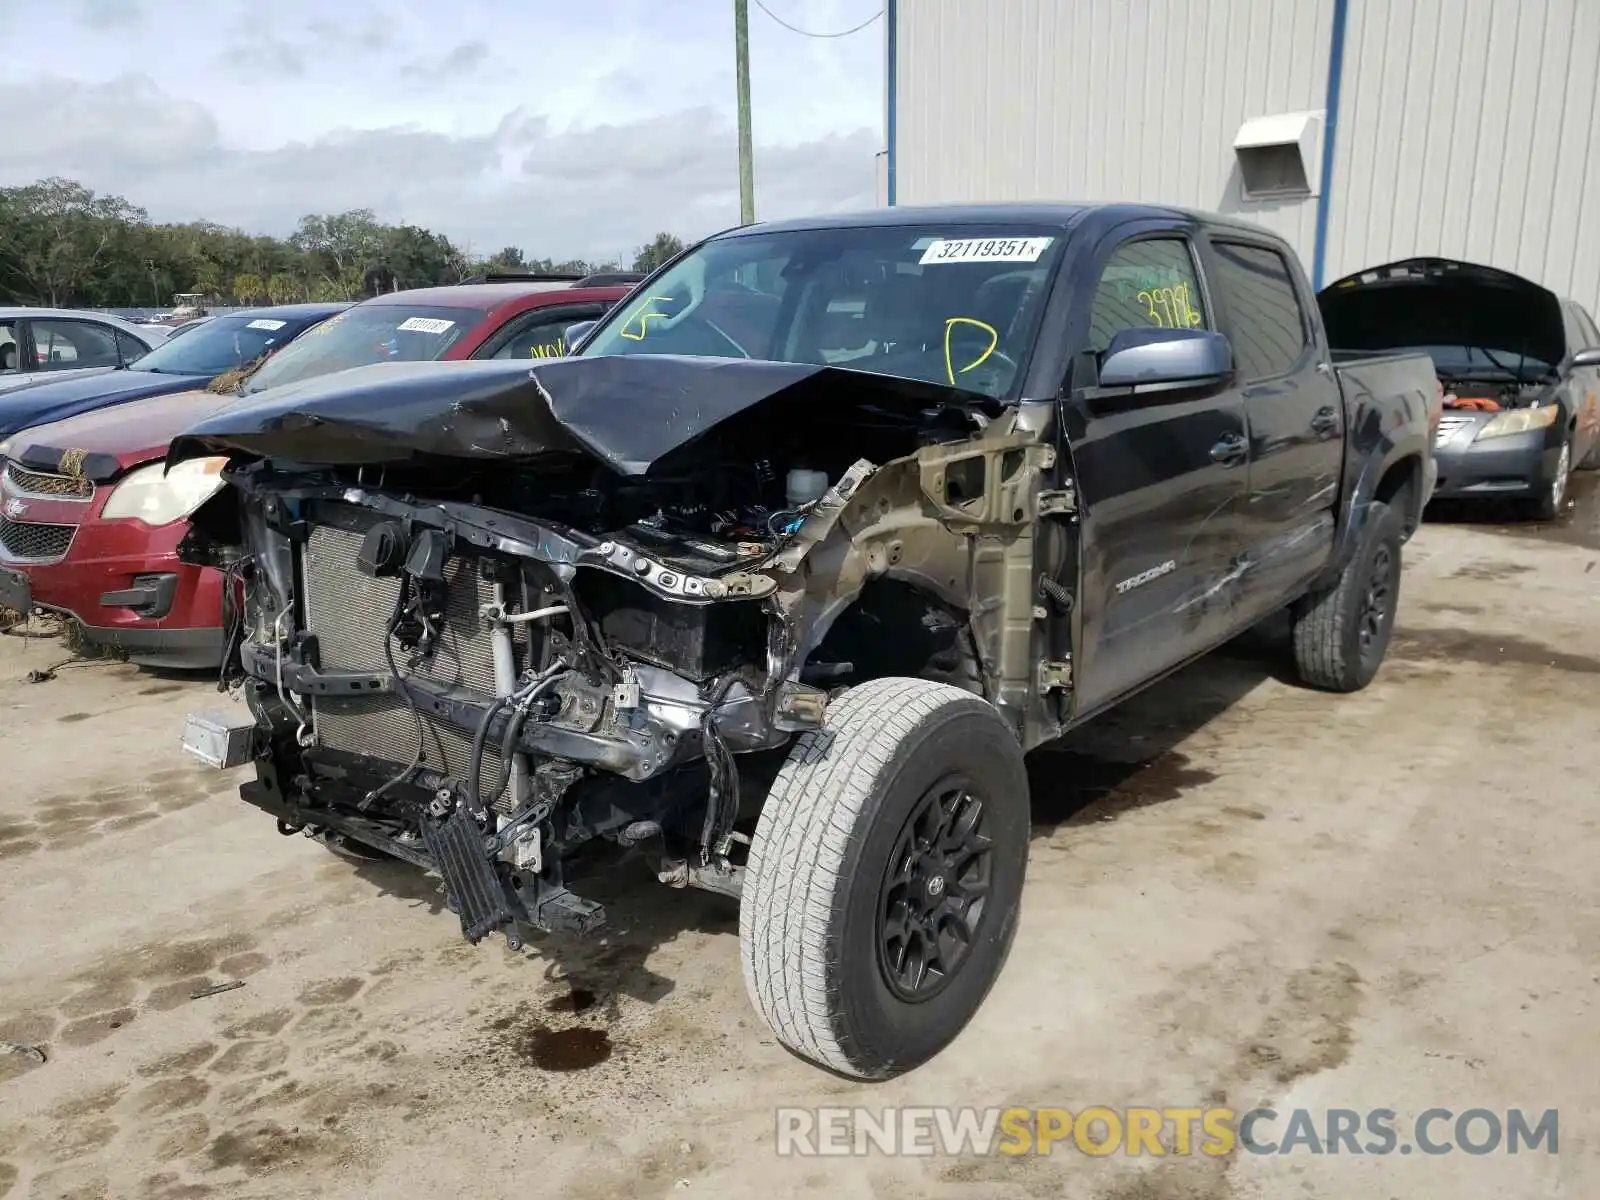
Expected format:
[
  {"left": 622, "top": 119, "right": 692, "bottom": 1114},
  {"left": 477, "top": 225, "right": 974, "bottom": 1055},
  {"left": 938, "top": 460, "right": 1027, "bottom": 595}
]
[{"left": 3, "top": 0, "right": 885, "bottom": 262}]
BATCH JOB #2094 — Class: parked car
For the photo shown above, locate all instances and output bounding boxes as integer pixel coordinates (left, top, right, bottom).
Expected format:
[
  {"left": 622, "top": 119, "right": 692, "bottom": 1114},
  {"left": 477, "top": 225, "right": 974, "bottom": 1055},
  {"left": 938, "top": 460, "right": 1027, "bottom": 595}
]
[
  {"left": 173, "top": 203, "right": 1438, "bottom": 1079},
  {"left": 0, "top": 308, "right": 169, "bottom": 395},
  {"left": 0, "top": 304, "right": 349, "bottom": 439},
  {"left": 161, "top": 316, "right": 216, "bottom": 341},
  {"left": 215, "top": 277, "right": 636, "bottom": 396},
  {"left": 1319, "top": 257, "right": 1600, "bottom": 518},
  {"left": 0, "top": 281, "right": 632, "bottom": 666}
]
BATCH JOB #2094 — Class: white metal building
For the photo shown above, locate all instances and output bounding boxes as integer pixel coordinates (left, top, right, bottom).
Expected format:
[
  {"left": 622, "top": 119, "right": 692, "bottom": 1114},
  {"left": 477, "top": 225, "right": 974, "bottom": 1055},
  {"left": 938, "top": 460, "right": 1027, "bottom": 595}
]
[{"left": 882, "top": 0, "right": 1600, "bottom": 309}]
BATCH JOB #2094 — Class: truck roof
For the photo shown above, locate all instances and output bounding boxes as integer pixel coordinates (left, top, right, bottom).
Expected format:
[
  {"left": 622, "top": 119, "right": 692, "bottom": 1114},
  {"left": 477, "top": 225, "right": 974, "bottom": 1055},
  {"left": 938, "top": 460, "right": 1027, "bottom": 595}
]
[{"left": 725, "top": 201, "right": 1283, "bottom": 242}]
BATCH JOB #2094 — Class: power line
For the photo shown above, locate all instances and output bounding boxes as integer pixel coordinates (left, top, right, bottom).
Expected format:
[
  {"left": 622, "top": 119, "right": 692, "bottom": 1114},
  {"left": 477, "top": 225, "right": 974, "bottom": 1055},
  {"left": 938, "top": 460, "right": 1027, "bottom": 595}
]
[{"left": 752, "top": 0, "right": 883, "bottom": 38}]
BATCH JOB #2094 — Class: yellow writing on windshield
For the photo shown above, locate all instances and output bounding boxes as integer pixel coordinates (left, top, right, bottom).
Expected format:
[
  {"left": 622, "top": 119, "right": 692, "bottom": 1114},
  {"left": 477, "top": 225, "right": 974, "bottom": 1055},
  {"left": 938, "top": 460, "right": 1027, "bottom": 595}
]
[
  {"left": 305, "top": 313, "right": 345, "bottom": 336},
  {"left": 619, "top": 296, "right": 677, "bottom": 341},
  {"left": 943, "top": 317, "right": 999, "bottom": 386},
  {"left": 530, "top": 339, "right": 566, "bottom": 359}
]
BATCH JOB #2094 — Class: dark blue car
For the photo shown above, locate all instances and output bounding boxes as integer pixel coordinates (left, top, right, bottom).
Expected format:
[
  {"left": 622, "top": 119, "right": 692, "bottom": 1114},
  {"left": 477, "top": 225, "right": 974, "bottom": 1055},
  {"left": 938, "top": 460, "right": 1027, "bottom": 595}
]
[{"left": 0, "top": 303, "right": 349, "bottom": 439}]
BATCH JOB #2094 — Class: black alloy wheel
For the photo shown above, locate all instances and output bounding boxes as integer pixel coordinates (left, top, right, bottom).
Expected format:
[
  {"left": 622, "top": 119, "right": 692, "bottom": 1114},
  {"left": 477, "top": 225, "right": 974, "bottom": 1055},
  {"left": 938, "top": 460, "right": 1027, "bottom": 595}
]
[
  {"left": 876, "top": 774, "right": 994, "bottom": 1003},
  {"left": 1357, "top": 542, "right": 1396, "bottom": 668}
]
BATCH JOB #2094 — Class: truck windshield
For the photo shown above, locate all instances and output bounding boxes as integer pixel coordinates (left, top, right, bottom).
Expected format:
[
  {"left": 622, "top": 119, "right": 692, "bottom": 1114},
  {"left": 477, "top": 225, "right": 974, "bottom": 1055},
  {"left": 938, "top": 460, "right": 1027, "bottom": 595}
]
[
  {"left": 578, "top": 225, "right": 1065, "bottom": 399},
  {"left": 241, "top": 305, "right": 483, "bottom": 395}
]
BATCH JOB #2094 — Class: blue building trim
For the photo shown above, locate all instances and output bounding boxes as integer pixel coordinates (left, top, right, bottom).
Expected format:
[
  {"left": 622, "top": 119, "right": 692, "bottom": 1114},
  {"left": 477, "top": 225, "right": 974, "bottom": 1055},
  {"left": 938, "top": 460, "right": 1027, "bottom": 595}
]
[
  {"left": 1311, "top": 0, "right": 1350, "bottom": 290},
  {"left": 885, "top": 0, "right": 898, "bottom": 206}
]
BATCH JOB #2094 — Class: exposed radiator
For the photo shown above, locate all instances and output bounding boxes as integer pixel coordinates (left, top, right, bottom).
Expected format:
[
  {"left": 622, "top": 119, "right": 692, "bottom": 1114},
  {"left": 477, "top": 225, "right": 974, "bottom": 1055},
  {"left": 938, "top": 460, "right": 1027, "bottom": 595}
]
[{"left": 302, "top": 525, "right": 511, "bottom": 795}]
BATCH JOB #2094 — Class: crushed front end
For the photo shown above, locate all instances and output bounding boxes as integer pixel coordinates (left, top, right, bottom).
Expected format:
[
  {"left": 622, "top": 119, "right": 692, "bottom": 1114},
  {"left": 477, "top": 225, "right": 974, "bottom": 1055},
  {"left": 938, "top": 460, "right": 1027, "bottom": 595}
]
[
  {"left": 174, "top": 356, "right": 1063, "bottom": 951},
  {"left": 194, "top": 465, "right": 845, "bottom": 945}
]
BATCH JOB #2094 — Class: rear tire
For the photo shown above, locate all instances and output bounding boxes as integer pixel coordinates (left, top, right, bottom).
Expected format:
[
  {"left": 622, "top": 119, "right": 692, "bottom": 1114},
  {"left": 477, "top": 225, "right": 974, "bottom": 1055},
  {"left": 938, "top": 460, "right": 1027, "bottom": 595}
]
[
  {"left": 1290, "top": 500, "right": 1403, "bottom": 692},
  {"left": 740, "top": 677, "right": 1029, "bottom": 1080}
]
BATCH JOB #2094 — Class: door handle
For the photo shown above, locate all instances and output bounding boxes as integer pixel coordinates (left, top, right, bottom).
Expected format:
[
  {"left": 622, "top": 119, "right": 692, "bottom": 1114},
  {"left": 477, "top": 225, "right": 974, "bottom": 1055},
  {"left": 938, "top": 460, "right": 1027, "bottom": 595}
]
[
  {"left": 1209, "top": 433, "right": 1248, "bottom": 466},
  {"left": 1310, "top": 406, "right": 1340, "bottom": 435}
]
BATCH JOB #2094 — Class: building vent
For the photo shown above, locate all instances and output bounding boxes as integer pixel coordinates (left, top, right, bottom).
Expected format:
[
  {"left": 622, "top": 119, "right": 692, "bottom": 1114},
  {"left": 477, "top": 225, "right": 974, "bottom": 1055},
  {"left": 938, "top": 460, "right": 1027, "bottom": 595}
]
[{"left": 1233, "top": 110, "right": 1325, "bottom": 200}]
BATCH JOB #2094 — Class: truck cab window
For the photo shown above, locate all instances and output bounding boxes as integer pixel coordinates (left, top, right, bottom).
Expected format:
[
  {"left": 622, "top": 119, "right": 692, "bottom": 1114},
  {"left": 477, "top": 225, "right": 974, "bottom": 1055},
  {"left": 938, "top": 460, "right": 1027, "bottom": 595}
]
[
  {"left": 1086, "top": 238, "right": 1208, "bottom": 353},
  {"left": 1209, "top": 242, "right": 1308, "bottom": 380}
]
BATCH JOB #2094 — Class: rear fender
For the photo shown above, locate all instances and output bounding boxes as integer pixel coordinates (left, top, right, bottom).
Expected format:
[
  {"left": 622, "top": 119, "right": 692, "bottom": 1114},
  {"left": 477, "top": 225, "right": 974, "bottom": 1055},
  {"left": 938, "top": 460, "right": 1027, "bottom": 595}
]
[{"left": 1314, "top": 407, "right": 1427, "bottom": 588}]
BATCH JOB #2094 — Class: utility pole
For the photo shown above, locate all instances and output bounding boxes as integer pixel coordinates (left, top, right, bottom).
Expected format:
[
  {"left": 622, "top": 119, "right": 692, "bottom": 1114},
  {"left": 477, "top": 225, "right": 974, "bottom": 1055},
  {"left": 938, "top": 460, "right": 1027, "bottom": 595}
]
[{"left": 734, "top": 0, "right": 755, "bottom": 224}]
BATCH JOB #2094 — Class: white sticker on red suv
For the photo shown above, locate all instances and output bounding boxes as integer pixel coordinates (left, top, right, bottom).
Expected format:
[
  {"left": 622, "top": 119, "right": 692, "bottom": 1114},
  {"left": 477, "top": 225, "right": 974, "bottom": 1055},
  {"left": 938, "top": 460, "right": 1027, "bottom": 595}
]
[
  {"left": 919, "top": 237, "right": 1054, "bottom": 265},
  {"left": 397, "top": 317, "right": 456, "bottom": 334}
]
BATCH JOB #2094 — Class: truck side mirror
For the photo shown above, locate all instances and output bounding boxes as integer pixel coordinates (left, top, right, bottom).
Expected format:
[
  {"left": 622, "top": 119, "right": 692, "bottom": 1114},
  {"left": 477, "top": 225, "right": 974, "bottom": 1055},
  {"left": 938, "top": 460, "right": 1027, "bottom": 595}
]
[
  {"left": 1098, "top": 328, "right": 1234, "bottom": 393},
  {"left": 564, "top": 320, "right": 599, "bottom": 350},
  {"left": 1565, "top": 347, "right": 1600, "bottom": 372}
]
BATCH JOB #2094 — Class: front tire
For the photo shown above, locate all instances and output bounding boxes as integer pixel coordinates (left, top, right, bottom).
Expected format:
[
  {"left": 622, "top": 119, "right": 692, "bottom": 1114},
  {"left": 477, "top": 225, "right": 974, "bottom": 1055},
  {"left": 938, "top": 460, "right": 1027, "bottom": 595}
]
[
  {"left": 740, "top": 677, "right": 1029, "bottom": 1080},
  {"left": 1532, "top": 439, "right": 1572, "bottom": 519},
  {"left": 1290, "top": 499, "right": 1403, "bottom": 692}
]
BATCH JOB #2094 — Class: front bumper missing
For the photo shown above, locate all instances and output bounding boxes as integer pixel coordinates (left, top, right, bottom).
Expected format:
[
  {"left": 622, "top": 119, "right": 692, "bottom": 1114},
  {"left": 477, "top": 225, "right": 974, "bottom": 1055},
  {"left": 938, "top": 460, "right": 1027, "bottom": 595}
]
[
  {"left": 236, "top": 638, "right": 824, "bottom": 785},
  {"left": 219, "top": 755, "right": 608, "bottom": 939}
]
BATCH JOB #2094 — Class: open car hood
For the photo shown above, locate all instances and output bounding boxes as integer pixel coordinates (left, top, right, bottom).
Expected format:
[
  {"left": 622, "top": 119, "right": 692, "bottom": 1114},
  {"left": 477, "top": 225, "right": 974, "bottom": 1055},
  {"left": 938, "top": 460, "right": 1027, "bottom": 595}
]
[
  {"left": 1317, "top": 257, "right": 1566, "bottom": 370},
  {"left": 169, "top": 355, "right": 995, "bottom": 477}
]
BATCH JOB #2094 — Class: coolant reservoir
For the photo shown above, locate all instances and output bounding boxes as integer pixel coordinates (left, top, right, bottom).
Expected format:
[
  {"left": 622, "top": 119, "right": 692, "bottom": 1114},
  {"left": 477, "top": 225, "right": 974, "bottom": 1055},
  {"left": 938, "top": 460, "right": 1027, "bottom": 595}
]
[{"left": 786, "top": 468, "right": 829, "bottom": 509}]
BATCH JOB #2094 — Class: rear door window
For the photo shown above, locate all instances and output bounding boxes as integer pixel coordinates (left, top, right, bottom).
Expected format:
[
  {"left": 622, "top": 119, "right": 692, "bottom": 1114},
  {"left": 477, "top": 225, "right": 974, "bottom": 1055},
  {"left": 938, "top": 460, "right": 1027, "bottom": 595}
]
[
  {"left": 1207, "top": 242, "right": 1310, "bottom": 380},
  {"left": 28, "top": 319, "right": 122, "bottom": 371}
]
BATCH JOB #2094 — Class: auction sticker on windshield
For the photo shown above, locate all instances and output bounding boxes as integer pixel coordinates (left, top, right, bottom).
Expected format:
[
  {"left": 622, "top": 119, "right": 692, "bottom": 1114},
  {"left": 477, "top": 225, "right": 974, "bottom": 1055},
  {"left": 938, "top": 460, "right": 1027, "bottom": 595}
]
[
  {"left": 246, "top": 319, "right": 287, "bottom": 331},
  {"left": 920, "top": 237, "right": 1053, "bottom": 265},
  {"left": 397, "top": 316, "right": 456, "bottom": 334}
]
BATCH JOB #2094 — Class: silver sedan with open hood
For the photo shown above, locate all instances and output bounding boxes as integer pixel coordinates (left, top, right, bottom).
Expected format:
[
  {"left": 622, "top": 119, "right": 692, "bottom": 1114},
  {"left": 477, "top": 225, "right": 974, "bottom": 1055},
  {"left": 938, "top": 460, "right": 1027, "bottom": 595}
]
[{"left": 1319, "top": 257, "right": 1600, "bottom": 519}]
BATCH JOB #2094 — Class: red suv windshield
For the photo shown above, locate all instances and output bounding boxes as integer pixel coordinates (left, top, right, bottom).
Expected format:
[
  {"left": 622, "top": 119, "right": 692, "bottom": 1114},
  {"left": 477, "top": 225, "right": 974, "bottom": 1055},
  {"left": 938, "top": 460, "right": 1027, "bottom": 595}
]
[{"left": 242, "top": 304, "right": 486, "bottom": 395}]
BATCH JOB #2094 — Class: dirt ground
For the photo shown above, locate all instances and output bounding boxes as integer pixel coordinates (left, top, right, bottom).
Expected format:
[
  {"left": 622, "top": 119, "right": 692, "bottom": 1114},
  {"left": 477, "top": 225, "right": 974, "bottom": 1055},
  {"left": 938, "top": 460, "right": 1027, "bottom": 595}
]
[{"left": 2, "top": 478, "right": 1597, "bottom": 1200}]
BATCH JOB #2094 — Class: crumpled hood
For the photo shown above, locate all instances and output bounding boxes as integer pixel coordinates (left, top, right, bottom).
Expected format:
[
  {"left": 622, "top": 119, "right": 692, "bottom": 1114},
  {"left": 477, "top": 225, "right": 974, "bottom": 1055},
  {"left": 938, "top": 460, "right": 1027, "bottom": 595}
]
[
  {"left": 170, "top": 354, "right": 993, "bottom": 477},
  {"left": 0, "top": 368, "right": 207, "bottom": 438}
]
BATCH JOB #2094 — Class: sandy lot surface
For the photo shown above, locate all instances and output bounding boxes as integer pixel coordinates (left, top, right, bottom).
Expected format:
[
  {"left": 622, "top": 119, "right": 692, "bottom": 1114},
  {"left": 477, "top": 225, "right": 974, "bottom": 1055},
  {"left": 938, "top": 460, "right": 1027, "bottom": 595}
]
[{"left": 1, "top": 479, "right": 1597, "bottom": 1200}]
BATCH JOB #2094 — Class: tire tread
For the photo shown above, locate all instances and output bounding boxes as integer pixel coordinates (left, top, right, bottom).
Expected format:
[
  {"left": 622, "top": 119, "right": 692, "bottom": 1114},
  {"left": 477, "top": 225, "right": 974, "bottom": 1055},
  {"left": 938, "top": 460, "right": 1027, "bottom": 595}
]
[
  {"left": 740, "top": 677, "right": 998, "bottom": 1077},
  {"left": 1291, "top": 499, "right": 1399, "bottom": 692}
]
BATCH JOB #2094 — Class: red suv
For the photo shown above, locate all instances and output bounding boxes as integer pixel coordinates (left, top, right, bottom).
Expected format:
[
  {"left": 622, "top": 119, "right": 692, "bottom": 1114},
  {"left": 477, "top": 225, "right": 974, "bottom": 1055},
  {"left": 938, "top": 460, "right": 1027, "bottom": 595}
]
[{"left": 0, "top": 279, "right": 632, "bottom": 666}]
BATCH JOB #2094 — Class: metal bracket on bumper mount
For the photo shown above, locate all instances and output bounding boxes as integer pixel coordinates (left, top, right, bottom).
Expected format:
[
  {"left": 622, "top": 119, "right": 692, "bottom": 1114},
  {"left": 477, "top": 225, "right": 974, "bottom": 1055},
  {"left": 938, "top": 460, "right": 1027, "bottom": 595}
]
[{"left": 420, "top": 807, "right": 521, "bottom": 944}]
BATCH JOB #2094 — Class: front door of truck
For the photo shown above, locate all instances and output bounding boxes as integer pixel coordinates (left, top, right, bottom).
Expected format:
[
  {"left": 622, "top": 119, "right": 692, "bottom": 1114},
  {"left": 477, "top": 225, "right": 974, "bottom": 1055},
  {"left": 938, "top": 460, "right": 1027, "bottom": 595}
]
[
  {"left": 1205, "top": 237, "right": 1343, "bottom": 623},
  {"left": 1060, "top": 230, "right": 1250, "bottom": 715}
]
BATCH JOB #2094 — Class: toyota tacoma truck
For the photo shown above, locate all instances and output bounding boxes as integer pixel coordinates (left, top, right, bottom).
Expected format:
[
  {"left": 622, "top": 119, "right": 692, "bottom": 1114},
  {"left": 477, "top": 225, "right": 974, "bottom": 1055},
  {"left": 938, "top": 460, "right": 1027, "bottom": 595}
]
[{"left": 173, "top": 204, "right": 1438, "bottom": 1080}]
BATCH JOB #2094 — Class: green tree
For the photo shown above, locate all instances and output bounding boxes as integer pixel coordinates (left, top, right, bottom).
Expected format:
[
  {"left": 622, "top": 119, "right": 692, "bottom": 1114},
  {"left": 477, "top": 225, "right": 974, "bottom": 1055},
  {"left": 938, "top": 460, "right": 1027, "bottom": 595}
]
[
  {"left": 379, "top": 224, "right": 467, "bottom": 289},
  {"left": 290, "top": 210, "right": 384, "bottom": 286},
  {"left": 0, "top": 177, "right": 147, "bottom": 305},
  {"left": 190, "top": 261, "right": 221, "bottom": 300},
  {"left": 0, "top": 175, "right": 610, "bottom": 308},
  {"left": 631, "top": 232, "right": 684, "bottom": 274},
  {"left": 265, "top": 273, "right": 300, "bottom": 304}
]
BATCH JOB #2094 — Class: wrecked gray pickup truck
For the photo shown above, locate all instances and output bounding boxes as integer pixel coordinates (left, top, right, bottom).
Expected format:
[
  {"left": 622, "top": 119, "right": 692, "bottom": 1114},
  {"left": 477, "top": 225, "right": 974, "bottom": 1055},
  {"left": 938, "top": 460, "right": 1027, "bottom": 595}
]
[{"left": 174, "top": 204, "right": 1436, "bottom": 1079}]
